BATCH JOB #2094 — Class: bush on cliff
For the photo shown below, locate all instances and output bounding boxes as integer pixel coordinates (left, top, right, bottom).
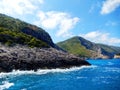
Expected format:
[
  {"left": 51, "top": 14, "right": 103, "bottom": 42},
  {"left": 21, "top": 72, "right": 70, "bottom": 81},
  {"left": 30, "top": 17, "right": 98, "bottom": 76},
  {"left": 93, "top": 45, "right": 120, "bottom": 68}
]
[{"left": 0, "top": 27, "right": 49, "bottom": 48}]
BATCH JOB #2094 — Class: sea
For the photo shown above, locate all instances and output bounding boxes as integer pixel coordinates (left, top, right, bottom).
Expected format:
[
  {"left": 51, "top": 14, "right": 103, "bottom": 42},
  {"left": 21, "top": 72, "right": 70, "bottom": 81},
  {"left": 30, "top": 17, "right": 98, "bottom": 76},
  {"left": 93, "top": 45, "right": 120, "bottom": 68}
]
[{"left": 0, "top": 59, "right": 120, "bottom": 90}]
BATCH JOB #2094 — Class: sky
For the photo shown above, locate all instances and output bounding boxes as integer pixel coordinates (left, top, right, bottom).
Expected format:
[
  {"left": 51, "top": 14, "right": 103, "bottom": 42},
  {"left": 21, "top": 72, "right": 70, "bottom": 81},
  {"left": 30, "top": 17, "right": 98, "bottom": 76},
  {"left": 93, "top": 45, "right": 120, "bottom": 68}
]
[{"left": 0, "top": 0, "right": 120, "bottom": 46}]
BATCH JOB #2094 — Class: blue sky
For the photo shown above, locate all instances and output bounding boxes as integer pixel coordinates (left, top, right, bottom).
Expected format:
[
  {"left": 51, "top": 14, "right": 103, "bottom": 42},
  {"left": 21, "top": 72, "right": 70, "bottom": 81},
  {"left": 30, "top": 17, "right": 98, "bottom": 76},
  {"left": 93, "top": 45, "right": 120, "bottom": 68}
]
[{"left": 0, "top": 0, "right": 120, "bottom": 46}]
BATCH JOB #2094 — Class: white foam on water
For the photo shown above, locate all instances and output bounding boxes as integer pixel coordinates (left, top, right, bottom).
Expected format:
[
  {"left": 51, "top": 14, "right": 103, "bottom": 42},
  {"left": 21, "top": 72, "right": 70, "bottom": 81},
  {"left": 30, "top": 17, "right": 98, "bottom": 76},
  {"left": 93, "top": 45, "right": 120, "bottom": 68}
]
[
  {"left": 0, "top": 65, "right": 96, "bottom": 78},
  {"left": 0, "top": 81, "right": 14, "bottom": 90}
]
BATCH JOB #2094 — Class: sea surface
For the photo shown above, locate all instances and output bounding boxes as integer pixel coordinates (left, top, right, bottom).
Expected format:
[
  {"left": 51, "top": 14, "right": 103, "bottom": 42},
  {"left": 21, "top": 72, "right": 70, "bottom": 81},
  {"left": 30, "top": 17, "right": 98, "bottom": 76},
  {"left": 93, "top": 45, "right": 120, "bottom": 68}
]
[{"left": 0, "top": 59, "right": 120, "bottom": 90}]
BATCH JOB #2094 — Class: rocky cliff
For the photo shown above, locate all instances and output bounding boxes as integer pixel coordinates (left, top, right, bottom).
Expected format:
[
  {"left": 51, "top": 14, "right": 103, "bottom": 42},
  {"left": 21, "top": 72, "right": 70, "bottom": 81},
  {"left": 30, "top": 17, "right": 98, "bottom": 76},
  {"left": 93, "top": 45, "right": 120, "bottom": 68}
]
[{"left": 0, "top": 45, "right": 90, "bottom": 72}]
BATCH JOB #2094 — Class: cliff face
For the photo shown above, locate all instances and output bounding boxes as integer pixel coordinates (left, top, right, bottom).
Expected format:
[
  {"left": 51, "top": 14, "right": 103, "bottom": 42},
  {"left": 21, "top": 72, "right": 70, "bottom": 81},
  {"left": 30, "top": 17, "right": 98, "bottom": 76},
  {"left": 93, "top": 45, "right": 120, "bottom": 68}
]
[
  {"left": 57, "top": 36, "right": 120, "bottom": 59},
  {"left": 0, "top": 45, "right": 90, "bottom": 72},
  {"left": 21, "top": 26, "right": 55, "bottom": 47}
]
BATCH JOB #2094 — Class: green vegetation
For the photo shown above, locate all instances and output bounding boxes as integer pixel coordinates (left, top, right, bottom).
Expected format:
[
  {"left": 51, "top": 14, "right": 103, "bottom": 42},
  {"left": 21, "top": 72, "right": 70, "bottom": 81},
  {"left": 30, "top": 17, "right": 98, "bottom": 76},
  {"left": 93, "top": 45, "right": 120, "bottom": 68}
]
[
  {"left": 0, "top": 13, "right": 53, "bottom": 47},
  {"left": 57, "top": 36, "right": 120, "bottom": 58},
  {"left": 0, "top": 13, "right": 56, "bottom": 48},
  {"left": 97, "top": 44, "right": 120, "bottom": 53},
  {"left": 0, "top": 27, "right": 49, "bottom": 48},
  {"left": 0, "top": 14, "right": 27, "bottom": 31},
  {"left": 57, "top": 37, "right": 91, "bottom": 57}
]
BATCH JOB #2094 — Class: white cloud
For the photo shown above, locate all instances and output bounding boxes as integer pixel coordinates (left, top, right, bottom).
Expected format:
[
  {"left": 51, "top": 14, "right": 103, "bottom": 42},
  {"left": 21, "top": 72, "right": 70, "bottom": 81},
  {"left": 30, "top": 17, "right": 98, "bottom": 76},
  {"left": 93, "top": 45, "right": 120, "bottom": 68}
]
[
  {"left": 0, "top": 0, "right": 80, "bottom": 39},
  {"left": 101, "top": 0, "right": 120, "bottom": 15},
  {"left": 38, "top": 0, "right": 44, "bottom": 4},
  {"left": 34, "top": 11, "right": 80, "bottom": 37},
  {"left": 0, "top": 0, "right": 44, "bottom": 15},
  {"left": 80, "top": 31, "right": 120, "bottom": 46}
]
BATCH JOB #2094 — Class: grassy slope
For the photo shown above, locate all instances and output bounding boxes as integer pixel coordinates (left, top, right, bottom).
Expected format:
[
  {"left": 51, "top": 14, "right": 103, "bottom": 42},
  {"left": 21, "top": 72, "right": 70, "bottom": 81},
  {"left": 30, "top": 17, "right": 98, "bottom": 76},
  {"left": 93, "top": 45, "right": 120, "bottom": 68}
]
[
  {"left": 0, "top": 27, "right": 49, "bottom": 48},
  {"left": 57, "top": 36, "right": 120, "bottom": 58},
  {"left": 57, "top": 37, "right": 91, "bottom": 57}
]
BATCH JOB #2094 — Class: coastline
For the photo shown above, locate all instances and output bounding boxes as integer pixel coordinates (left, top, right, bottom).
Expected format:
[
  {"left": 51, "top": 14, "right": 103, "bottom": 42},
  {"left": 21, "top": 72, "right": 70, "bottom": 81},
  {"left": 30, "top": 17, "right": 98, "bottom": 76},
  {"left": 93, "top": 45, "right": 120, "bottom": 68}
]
[{"left": 0, "top": 45, "right": 90, "bottom": 72}]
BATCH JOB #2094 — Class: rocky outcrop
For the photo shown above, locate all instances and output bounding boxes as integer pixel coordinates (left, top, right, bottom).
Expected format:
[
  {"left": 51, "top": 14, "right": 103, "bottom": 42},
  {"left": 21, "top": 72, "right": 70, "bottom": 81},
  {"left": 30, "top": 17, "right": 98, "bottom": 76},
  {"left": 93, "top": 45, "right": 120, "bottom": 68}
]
[{"left": 0, "top": 45, "right": 90, "bottom": 72}]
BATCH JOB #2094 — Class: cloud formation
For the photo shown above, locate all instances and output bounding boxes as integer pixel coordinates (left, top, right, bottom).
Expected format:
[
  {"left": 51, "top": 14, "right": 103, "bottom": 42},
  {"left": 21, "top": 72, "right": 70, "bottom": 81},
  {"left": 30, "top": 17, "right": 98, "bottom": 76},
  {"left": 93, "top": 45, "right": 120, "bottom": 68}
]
[
  {"left": 0, "top": 0, "right": 79, "bottom": 38},
  {"left": 0, "top": 0, "right": 43, "bottom": 15},
  {"left": 80, "top": 31, "right": 120, "bottom": 46},
  {"left": 101, "top": 0, "right": 120, "bottom": 14},
  {"left": 34, "top": 11, "right": 80, "bottom": 37}
]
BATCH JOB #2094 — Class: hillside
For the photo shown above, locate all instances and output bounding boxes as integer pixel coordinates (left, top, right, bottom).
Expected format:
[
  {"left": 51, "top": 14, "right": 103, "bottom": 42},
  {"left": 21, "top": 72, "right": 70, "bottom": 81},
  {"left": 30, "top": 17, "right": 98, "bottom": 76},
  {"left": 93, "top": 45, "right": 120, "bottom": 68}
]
[
  {"left": 57, "top": 36, "right": 120, "bottom": 59},
  {"left": 0, "top": 13, "right": 54, "bottom": 48},
  {"left": 0, "top": 14, "right": 90, "bottom": 72}
]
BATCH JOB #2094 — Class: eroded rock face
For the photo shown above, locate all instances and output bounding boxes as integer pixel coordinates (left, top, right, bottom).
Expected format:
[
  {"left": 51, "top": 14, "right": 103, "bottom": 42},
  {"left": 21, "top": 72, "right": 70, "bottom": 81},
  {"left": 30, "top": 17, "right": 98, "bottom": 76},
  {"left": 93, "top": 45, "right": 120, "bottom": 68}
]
[{"left": 0, "top": 45, "right": 90, "bottom": 72}]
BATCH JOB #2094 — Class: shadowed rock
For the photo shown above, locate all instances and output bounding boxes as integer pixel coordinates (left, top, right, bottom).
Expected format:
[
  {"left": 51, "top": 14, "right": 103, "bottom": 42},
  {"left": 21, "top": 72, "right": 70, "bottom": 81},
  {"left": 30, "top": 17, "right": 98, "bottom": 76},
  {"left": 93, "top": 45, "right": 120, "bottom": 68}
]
[{"left": 0, "top": 45, "right": 90, "bottom": 72}]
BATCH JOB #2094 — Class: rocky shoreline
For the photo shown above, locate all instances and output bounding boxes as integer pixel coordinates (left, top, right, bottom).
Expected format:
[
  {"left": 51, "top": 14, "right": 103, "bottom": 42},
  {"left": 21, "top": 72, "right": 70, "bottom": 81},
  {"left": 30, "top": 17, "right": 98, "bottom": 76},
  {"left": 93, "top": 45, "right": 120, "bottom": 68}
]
[{"left": 0, "top": 45, "right": 90, "bottom": 72}]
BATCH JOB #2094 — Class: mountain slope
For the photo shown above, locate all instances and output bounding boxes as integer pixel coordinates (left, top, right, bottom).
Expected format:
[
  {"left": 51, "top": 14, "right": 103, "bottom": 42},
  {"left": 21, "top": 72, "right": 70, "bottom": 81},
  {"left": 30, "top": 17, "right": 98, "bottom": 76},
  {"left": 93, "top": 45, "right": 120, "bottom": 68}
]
[
  {"left": 57, "top": 37, "right": 92, "bottom": 57},
  {"left": 57, "top": 36, "right": 120, "bottom": 59},
  {"left": 0, "top": 14, "right": 91, "bottom": 72},
  {"left": 0, "top": 13, "right": 54, "bottom": 47}
]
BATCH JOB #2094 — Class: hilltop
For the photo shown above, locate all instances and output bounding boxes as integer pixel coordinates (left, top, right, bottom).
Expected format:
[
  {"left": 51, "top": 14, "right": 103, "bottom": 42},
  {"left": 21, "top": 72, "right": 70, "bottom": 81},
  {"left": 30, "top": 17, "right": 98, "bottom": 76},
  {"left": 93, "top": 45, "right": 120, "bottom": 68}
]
[
  {"left": 0, "top": 13, "right": 54, "bottom": 48},
  {"left": 57, "top": 36, "right": 120, "bottom": 59}
]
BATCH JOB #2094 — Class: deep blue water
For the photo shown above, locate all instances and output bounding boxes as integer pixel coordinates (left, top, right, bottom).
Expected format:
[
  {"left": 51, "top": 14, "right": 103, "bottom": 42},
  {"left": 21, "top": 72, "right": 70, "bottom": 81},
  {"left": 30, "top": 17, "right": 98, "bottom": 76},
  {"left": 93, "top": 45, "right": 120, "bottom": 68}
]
[{"left": 0, "top": 59, "right": 120, "bottom": 90}]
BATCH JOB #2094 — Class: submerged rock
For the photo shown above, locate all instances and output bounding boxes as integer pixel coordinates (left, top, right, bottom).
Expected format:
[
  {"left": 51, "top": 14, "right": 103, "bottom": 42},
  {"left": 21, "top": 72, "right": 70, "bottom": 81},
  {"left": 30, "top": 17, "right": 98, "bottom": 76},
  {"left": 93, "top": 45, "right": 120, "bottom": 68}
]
[{"left": 0, "top": 45, "right": 90, "bottom": 72}]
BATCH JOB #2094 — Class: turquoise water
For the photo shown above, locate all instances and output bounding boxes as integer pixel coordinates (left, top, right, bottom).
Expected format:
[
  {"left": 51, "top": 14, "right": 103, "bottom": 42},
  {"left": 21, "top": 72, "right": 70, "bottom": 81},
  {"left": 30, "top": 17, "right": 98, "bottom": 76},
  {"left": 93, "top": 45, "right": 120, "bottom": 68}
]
[{"left": 0, "top": 59, "right": 120, "bottom": 90}]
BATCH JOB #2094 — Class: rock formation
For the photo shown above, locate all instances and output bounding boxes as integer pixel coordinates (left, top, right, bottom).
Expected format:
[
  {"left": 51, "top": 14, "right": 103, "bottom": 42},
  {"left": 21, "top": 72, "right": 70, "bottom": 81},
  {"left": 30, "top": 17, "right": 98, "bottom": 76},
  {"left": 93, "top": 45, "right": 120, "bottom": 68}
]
[{"left": 0, "top": 45, "right": 90, "bottom": 72}]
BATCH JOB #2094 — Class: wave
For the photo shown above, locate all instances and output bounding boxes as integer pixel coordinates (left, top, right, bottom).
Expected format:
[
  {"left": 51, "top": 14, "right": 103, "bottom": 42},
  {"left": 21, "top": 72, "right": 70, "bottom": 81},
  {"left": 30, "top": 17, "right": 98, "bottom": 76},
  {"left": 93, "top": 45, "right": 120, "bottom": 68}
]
[
  {"left": 0, "top": 65, "right": 97, "bottom": 78},
  {"left": 0, "top": 81, "right": 14, "bottom": 90}
]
